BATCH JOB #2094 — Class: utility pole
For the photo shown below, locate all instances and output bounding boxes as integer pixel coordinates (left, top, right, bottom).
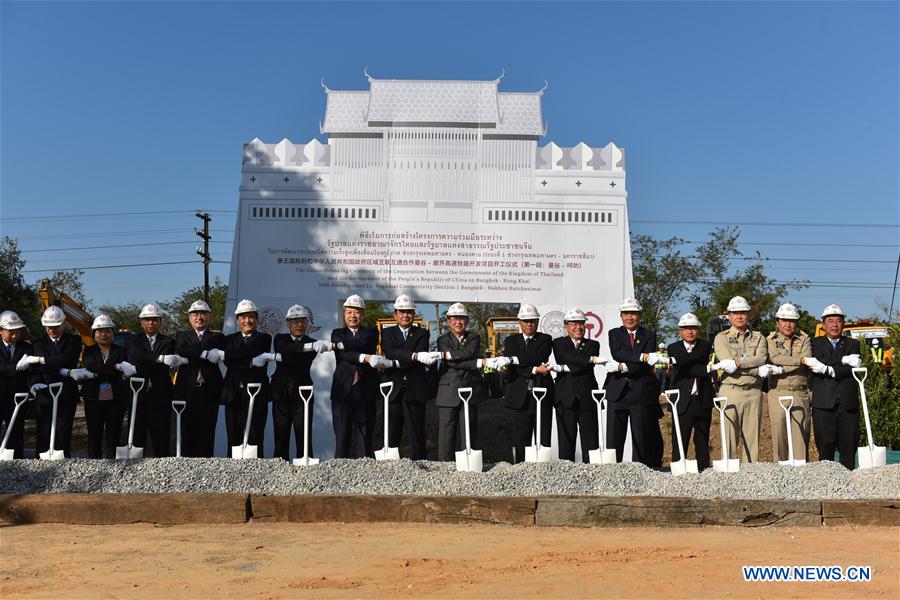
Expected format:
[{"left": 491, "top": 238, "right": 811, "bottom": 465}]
[{"left": 195, "top": 211, "right": 211, "bottom": 304}]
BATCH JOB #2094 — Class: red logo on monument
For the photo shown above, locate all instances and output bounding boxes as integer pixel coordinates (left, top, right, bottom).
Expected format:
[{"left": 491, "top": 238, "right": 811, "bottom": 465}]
[{"left": 584, "top": 311, "right": 604, "bottom": 340}]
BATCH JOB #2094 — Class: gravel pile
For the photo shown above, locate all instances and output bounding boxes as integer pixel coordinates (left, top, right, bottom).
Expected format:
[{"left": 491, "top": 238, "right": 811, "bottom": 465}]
[{"left": 1, "top": 458, "right": 897, "bottom": 499}]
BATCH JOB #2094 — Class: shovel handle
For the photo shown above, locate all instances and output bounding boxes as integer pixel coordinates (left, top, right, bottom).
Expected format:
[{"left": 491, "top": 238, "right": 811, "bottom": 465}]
[
  {"left": 171, "top": 400, "right": 186, "bottom": 414},
  {"left": 591, "top": 389, "right": 606, "bottom": 403},
  {"left": 778, "top": 395, "right": 794, "bottom": 411},
  {"left": 129, "top": 377, "right": 146, "bottom": 396},
  {"left": 379, "top": 381, "right": 394, "bottom": 401},
  {"left": 531, "top": 386, "right": 547, "bottom": 403},
  {"left": 852, "top": 367, "right": 867, "bottom": 384},
  {"left": 297, "top": 385, "right": 314, "bottom": 403},
  {"left": 713, "top": 396, "right": 728, "bottom": 412},
  {"left": 13, "top": 392, "right": 29, "bottom": 407},
  {"left": 664, "top": 388, "right": 680, "bottom": 409},
  {"left": 457, "top": 386, "right": 473, "bottom": 404}
]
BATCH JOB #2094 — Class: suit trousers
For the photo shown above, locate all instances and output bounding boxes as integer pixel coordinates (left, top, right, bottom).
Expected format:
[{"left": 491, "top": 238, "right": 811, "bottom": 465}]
[
  {"left": 0, "top": 395, "right": 26, "bottom": 458},
  {"left": 556, "top": 399, "right": 598, "bottom": 463},
  {"left": 224, "top": 391, "right": 268, "bottom": 456},
  {"left": 332, "top": 383, "right": 375, "bottom": 459},
  {"left": 438, "top": 403, "right": 479, "bottom": 461},
  {"left": 608, "top": 403, "right": 660, "bottom": 467},
  {"left": 767, "top": 389, "right": 810, "bottom": 462},
  {"left": 720, "top": 384, "right": 762, "bottom": 463},
  {"left": 509, "top": 398, "right": 553, "bottom": 464},
  {"left": 35, "top": 394, "right": 78, "bottom": 457},
  {"left": 670, "top": 397, "right": 711, "bottom": 471},
  {"left": 84, "top": 399, "right": 124, "bottom": 459},
  {"left": 273, "top": 398, "right": 314, "bottom": 461},
  {"left": 813, "top": 401, "right": 859, "bottom": 470},
  {"left": 385, "top": 386, "right": 427, "bottom": 460},
  {"left": 132, "top": 391, "right": 171, "bottom": 458},
  {"left": 182, "top": 385, "right": 219, "bottom": 457}
]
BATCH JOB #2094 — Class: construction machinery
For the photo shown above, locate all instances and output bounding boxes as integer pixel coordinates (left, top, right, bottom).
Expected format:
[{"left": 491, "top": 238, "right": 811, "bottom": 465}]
[
  {"left": 485, "top": 317, "right": 520, "bottom": 357},
  {"left": 375, "top": 317, "right": 428, "bottom": 354},
  {"left": 38, "top": 279, "right": 95, "bottom": 346}
]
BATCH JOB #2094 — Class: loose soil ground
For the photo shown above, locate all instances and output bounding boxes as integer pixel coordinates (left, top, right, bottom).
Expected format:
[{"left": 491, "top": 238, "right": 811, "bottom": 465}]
[{"left": 1, "top": 522, "right": 896, "bottom": 598}]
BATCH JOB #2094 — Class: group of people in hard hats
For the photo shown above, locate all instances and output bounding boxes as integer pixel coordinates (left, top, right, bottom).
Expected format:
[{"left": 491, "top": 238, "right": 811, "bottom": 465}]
[{"left": 0, "top": 292, "right": 866, "bottom": 468}]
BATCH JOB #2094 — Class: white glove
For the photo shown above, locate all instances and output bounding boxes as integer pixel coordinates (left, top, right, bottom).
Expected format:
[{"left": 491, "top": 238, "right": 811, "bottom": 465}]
[
  {"left": 758, "top": 364, "right": 772, "bottom": 378},
  {"left": 29, "top": 383, "right": 48, "bottom": 396},
  {"left": 590, "top": 356, "right": 609, "bottom": 365},
  {"left": 645, "top": 352, "right": 663, "bottom": 366},
  {"left": 69, "top": 368, "right": 96, "bottom": 381},
  {"left": 375, "top": 356, "right": 393, "bottom": 369},
  {"left": 605, "top": 361, "right": 621, "bottom": 373},
  {"left": 491, "top": 356, "right": 512, "bottom": 370},
  {"left": 415, "top": 353, "right": 436, "bottom": 366},
  {"left": 313, "top": 340, "right": 332, "bottom": 353},
  {"left": 15, "top": 355, "right": 32, "bottom": 371},
  {"left": 169, "top": 355, "right": 189, "bottom": 368},
  {"left": 805, "top": 357, "right": 828, "bottom": 375},
  {"left": 841, "top": 354, "right": 862, "bottom": 368},
  {"left": 115, "top": 362, "right": 137, "bottom": 377},
  {"left": 718, "top": 359, "right": 737, "bottom": 374},
  {"left": 251, "top": 353, "right": 269, "bottom": 367},
  {"left": 161, "top": 355, "right": 179, "bottom": 368},
  {"left": 769, "top": 365, "right": 783, "bottom": 375},
  {"left": 204, "top": 349, "right": 225, "bottom": 364},
  {"left": 428, "top": 351, "right": 444, "bottom": 361},
  {"left": 550, "top": 364, "right": 564, "bottom": 373},
  {"left": 23, "top": 355, "right": 42, "bottom": 365},
  {"left": 334, "top": 342, "right": 345, "bottom": 351}
]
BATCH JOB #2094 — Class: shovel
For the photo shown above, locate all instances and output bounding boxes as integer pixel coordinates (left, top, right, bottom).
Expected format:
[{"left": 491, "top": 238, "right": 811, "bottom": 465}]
[
  {"left": 39, "top": 382, "right": 66, "bottom": 461},
  {"left": 589, "top": 389, "right": 617, "bottom": 464},
  {"left": 117, "top": 377, "right": 146, "bottom": 459},
  {"left": 777, "top": 395, "right": 806, "bottom": 466},
  {"left": 455, "top": 387, "right": 482, "bottom": 472},
  {"left": 525, "top": 387, "right": 553, "bottom": 463},
  {"left": 712, "top": 396, "right": 740, "bottom": 473},
  {"left": 0, "top": 393, "right": 29, "bottom": 461},
  {"left": 171, "top": 400, "right": 186, "bottom": 458},
  {"left": 852, "top": 368, "right": 887, "bottom": 469},
  {"left": 665, "top": 389, "right": 698, "bottom": 476},
  {"left": 374, "top": 381, "right": 400, "bottom": 461},
  {"left": 232, "top": 383, "right": 262, "bottom": 459},
  {"left": 293, "top": 385, "right": 319, "bottom": 466}
]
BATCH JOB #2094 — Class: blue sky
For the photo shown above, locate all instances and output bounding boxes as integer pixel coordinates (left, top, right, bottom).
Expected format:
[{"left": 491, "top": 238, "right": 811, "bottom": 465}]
[{"left": 2, "top": 1, "right": 898, "bottom": 321}]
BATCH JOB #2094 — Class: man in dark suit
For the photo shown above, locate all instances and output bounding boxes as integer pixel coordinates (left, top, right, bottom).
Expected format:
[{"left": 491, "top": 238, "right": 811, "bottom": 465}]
[
  {"left": 496, "top": 303, "right": 554, "bottom": 464},
  {"left": 216, "top": 299, "right": 272, "bottom": 455},
  {"left": 173, "top": 300, "right": 226, "bottom": 457},
  {"left": 0, "top": 311, "right": 33, "bottom": 458},
  {"left": 126, "top": 303, "right": 178, "bottom": 457},
  {"left": 604, "top": 297, "right": 664, "bottom": 467},
  {"left": 435, "top": 302, "right": 485, "bottom": 461},
  {"left": 331, "top": 294, "right": 385, "bottom": 459},
  {"left": 664, "top": 313, "right": 714, "bottom": 471},
  {"left": 26, "top": 306, "right": 84, "bottom": 457},
  {"left": 271, "top": 304, "right": 331, "bottom": 461},
  {"left": 380, "top": 294, "right": 432, "bottom": 460},
  {"left": 551, "top": 308, "right": 604, "bottom": 462},
  {"left": 807, "top": 304, "right": 862, "bottom": 470}
]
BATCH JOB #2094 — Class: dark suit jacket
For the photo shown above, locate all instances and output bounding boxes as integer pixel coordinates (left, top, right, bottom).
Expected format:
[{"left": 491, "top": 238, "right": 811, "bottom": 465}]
[
  {"left": 666, "top": 339, "right": 714, "bottom": 414},
  {"left": 221, "top": 331, "right": 272, "bottom": 405},
  {"left": 551, "top": 336, "right": 599, "bottom": 409},
  {"left": 435, "top": 332, "right": 484, "bottom": 408},
  {"left": 126, "top": 333, "right": 175, "bottom": 403},
  {"left": 331, "top": 326, "right": 379, "bottom": 404},
  {"left": 29, "top": 333, "right": 83, "bottom": 403},
  {"left": 380, "top": 325, "right": 431, "bottom": 404},
  {"left": 81, "top": 344, "right": 128, "bottom": 402},
  {"left": 502, "top": 332, "right": 554, "bottom": 410},
  {"left": 604, "top": 326, "right": 659, "bottom": 406},
  {"left": 0, "top": 340, "right": 34, "bottom": 402},
  {"left": 173, "top": 329, "right": 225, "bottom": 402},
  {"left": 271, "top": 333, "right": 316, "bottom": 405},
  {"left": 810, "top": 336, "right": 861, "bottom": 410}
]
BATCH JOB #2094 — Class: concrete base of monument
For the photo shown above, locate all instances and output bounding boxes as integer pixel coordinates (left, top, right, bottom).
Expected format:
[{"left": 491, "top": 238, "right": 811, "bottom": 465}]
[{"left": 2, "top": 493, "right": 896, "bottom": 527}]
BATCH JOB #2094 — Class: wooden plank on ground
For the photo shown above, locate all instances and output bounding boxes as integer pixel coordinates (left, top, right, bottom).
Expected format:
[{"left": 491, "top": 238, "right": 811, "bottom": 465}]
[{"left": 821, "top": 500, "right": 900, "bottom": 527}]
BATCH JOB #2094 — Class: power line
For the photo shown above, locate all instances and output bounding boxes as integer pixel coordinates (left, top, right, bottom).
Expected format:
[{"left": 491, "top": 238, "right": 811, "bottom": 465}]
[
  {"left": 632, "top": 219, "right": 898, "bottom": 229},
  {"left": 15, "top": 228, "right": 233, "bottom": 241},
  {"left": 20, "top": 240, "right": 232, "bottom": 254},
  {"left": 2, "top": 209, "right": 236, "bottom": 222}
]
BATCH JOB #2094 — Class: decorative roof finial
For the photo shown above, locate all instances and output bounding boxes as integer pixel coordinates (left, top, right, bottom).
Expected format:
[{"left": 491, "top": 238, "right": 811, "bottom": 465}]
[
  {"left": 495, "top": 67, "right": 506, "bottom": 83},
  {"left": 539, "top": 80, "right": 549, "bottom": 94},
  {"left": 364, "top": 66, "right": 373, "bottom": 81},
  {"left": 320, "top": 78, "right": 330, "bottom": 92}
]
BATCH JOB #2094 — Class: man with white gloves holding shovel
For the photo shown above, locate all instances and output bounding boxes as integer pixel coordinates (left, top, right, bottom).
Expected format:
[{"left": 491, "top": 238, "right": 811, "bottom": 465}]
[
  {"left": 762, "top": 303, "right": 812, "bottom": 463},
  {"left": 0, "top": 311, "right": 33, "bottom": 458},
  {"left": 713, "top": 296, "right": 768, "bottom": 463},
  {"left": 807, "top": 304, "right": 861, "bottom": 469}
]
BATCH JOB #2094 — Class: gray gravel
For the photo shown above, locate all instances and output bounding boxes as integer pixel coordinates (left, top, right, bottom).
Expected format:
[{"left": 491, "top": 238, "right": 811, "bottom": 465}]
[{"left": 0, "top": 458, "right": 897, "bottom": 499}]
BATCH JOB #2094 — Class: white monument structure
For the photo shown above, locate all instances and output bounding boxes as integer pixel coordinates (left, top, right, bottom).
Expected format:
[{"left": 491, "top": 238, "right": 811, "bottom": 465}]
[{"left": 226, "top": 72, "right": 634, "bottom": 458}]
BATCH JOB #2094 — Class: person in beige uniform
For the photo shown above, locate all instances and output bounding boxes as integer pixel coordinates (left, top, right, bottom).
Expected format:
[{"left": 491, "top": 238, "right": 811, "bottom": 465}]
[
  {"left": 759, "top": 303, "right": 812, "bottom": 462},
  {"left": 713, "top": 296, "right": 768, "bottom": 463}
]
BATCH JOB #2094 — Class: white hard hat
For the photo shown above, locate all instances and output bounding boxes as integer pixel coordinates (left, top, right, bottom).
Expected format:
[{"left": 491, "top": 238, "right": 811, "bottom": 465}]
[
  {"left": 619, "top": 297, "right": 643, "bottom": 312},
  {"left": 285, "top": 304, "right": 311, "bottom": 320},
  {"left": 726, "top": 296, "right": 751, "bottom": 312},
  {"left": 41, "top": 306, "right": 66, "bottom": 327},
  {"left": 517, "top": 303, "right": 540, "bottom": 320},
  {"left": 234, "top": 299, "right": 258, "bottom": 316},
  {"left": 139, "top": 303, "right": 162, "bottom": 319},
  {"left": 91, "top": 314, "right": 116, "bottom": 330},
  {"left": 677, "top": 313, "right": 701, "bottom": 328},
  {"left": 659, "top": 343, "right": 666, "bottom": 349},
  {"left": 188, "top": 300, "right": 211, "bottom": 313},
  {"left": 872, "top": 338, "right": 880, "bottom": 347},
  {"left": 821, "top": 304, "right": 845, "bottom": 319},
  {"left": 563, "top": 308, "right": 586, "bottom": 322},
  {"left": 343, "top": 294, "right": 365, "bottom": 309},
  {"left": 446, "top": 302, "right": 469, "bottom": 317},
  {"left": 393, "top": 294, "right": 415, "bottom": 311},
  {"left": 775, "top": 303, "right": 800, "bottom": 320},
  {"left": 0, "top": 311, "right": 25, "bottom": 330}
]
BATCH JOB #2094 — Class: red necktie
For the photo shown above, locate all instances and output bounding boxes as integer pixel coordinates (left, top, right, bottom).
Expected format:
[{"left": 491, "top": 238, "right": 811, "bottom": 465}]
[{"left": 629, "top": 331, "right": 635, "bottom": 347}]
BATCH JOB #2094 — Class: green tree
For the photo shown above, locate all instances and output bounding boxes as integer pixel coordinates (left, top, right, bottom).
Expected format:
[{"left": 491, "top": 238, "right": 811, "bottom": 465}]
[
  {"left": 630, "top": 233, "right": 700, "bottom": 337},
  {"left": 858, "top": 323, "right": 900, "bottom": 450},
  {"left": 159, "top": 278, "right": 228, "bottom": 332},
  {"left": 42, "top": 269, "right": 90, "bottom": 310},
  {"left": 361, "top": 300, "right": 394, "bottom": 328},
  {"left": 436, "top": 302, "right": 518, "bottom": 354},
  {"left": 96, "top": 302, "right": 145, "bottom": 334},
  {"left": 0, "top": 236, "right": 40, "bottom": 336}
]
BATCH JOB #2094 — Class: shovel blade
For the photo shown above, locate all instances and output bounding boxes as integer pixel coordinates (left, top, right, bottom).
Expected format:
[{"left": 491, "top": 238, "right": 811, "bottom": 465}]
[
  {"left": 779, "top": 459, "right": 807, "bottom": 467},
  {"left": 374, "top": 447, "right": 400, "bottom": 461},
  {"left": 116, "top": 446, "right": 143, "bottom": 459},
  {"left": 858, "top": 445, "right": 887, "bottom": 469},
  {"left": 39, "top": 449, "right": 65, "bottom": 461},
  {"left": 524, "top": 445, "right": 553, "bottom": 463},
  {"left": 588, "top": 448, "right": 617, "bottom": 465},
  {"left": 231, "top": 444, "right": 258, "bottom": 459},
  {"left": 712, "top": 458, "right": 740, "bottom": 473},
  {"left": 455, "top": 449, "right": 483, "bottom": 472},
  {"left": 670, "top": 459, "right": 697, "bottom": 476},
  {"left": 0, "top": 448, "right": 15, "bottom": 461},
  {"left": 292, "top": 456, "right": 320, "bottom": 467}
]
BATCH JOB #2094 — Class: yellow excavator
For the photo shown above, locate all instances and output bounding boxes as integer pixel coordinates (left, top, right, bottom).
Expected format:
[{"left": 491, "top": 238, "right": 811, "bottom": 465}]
[{"left": 38, "top": 279, "right": 95, "bottom": 347}]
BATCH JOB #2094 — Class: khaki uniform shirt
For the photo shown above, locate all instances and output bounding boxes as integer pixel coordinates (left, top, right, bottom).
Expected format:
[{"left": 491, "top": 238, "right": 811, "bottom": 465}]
[
  {"left": 766, "top": 331, "right": 811, "bottom": 390},
  {"left": 713, "top": 326, "right": 767, "bottom": 386}
]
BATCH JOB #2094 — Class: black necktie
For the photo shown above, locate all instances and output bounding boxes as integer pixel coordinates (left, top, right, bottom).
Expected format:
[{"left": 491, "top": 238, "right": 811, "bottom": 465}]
[
  {"left": 243, "top": 336, "right": 250, "bottom": 345},
  {"left": 524, "top": 336, "right": 530, "bottom": 351},
  {"left": 7, "top": 345, "right": 12, "bottom": 358}
]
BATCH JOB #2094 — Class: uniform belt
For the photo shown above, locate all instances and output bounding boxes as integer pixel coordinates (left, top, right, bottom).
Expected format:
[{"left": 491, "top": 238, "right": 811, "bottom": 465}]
[
  {"left": 772, "top": 385, "right": 808, "bottom": 392},
  {"left": 720, "top": 382, "right": 758, "bottom": 390}
]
